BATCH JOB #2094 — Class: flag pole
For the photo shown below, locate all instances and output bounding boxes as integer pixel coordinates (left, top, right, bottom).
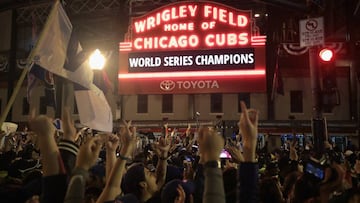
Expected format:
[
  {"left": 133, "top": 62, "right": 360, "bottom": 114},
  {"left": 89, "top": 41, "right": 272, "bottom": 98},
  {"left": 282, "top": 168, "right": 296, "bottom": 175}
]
[
  {"left": 271, "top": 46, "right": 281, "bottom": 101},
  {"left": 0, "top": 1, "right": 59, "bottom": 128}
]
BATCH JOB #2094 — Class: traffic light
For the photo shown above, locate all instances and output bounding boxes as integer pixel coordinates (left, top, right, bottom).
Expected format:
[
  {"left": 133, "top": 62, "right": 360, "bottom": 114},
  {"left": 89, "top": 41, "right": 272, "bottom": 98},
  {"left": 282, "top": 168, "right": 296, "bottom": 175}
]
[
  {"left": 319, "top": 48, "right": 336, "bottom": 89},
  {"left": 319, "top": 48, "right": 334, "bottom": 62},
  {"left": 318, "top": 48, "right": 339, "bottom": 112}
]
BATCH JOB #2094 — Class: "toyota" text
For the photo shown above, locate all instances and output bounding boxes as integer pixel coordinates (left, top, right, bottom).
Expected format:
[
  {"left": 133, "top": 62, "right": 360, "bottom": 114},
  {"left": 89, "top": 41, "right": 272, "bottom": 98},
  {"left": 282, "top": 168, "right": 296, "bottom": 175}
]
[{"left": 176, "top": 80, "right": 219, "bottom": 89}]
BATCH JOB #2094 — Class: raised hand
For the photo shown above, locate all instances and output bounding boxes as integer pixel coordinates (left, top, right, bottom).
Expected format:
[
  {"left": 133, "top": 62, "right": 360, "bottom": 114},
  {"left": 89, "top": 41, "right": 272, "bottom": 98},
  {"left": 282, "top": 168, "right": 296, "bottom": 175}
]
[
  {"left": 186, "top": 124, "right": 191, "bottom": 137},
  {"left": 118, "top": 120, "right": 137, "bottom": 157},
  {"left": 76, "top": 136, "right": 103, "bottom": 171},
  {"left": 105, "top": 133, "right": 119, "bottom": 152},
  {"left": 198, "top": 127, "right": 224, "bottom": 162},
  {"left": 164, "top": 123, "right": 169, "bottom": 138},
  {"left": 153, "top": 136, "right": 171, "bottom": 159},
  {"left": 102, "top": 133, "right": 119, "bottom": 181},
  {"left": 289, "top": 140, "right": 298, "bottom": 161},
  {"left": 29, "top": 115, "right": 56, "bottom": 138},
  {"left": 239, "top": 101, "right": 259, "bottom": 162}
]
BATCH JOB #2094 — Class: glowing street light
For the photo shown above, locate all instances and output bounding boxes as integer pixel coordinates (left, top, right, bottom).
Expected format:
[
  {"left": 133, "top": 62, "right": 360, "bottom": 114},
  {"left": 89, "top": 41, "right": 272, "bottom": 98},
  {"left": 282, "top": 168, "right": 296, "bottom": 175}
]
[{"left": 89, "top": 49, "right": 106, "bottom": 70}]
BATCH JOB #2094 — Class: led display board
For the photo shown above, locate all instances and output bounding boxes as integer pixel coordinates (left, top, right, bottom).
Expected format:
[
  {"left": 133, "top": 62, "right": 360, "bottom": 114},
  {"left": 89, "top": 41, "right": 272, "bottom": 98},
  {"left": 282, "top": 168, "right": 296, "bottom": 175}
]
[{"left": 118, "top": 1, "right": 266, "bottom": 94}]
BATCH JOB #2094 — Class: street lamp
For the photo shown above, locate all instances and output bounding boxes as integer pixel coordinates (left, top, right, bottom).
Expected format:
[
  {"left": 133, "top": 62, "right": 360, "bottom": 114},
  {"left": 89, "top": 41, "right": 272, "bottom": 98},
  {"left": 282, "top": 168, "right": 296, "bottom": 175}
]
[
  {"left": 89, "top": 49, "right": 108, "bottom": 92},
  {"left": 89, "top": 49, "right": 106, "bottom": 70}
]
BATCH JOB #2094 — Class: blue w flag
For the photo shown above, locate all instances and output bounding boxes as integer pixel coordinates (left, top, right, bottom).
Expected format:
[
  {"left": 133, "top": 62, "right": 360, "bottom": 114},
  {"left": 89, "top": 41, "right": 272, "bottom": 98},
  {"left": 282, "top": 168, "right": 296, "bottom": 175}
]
[{"left": 27, "top": 64, "right": 56, "bottom": 109}]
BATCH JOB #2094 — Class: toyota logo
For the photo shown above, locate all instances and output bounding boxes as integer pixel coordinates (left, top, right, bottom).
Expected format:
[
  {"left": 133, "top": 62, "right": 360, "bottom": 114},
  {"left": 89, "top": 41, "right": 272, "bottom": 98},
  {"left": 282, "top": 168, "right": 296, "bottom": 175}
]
[{"left": 160, "top": 80, "right": 175, "bottom": 91}]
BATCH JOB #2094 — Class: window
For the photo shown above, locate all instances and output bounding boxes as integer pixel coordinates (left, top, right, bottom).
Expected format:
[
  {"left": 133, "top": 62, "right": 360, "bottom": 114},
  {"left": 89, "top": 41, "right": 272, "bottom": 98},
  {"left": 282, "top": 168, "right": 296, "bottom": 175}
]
[
  {"left": 210, "top": 94, "right": 222, "bottom": 113},
  {"left": 162, "top": 94, "right": 173, "bottom": 113},
  {"left": 238, "top": 93, "right": 250, "bottom": 112},
  {"left": 290, "top": 91, "right": 303, "bottom": 113},
  {"left": 73, "top": 98, "right": 78, "bottom": 114},
  {"left": 22, "top": 98, "right": 29, "bottom": 115},
  {"left": 39, "top": 96, "right": 47, "bottom": 114},
  {"left": 137, "top": 95, "right": 148, "bottom": 113}
]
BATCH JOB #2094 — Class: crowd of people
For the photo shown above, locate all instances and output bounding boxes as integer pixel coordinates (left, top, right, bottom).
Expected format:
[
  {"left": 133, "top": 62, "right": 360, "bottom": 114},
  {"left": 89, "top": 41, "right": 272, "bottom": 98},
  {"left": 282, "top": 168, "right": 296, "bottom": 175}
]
[{"left": 0, "top": 102, "right": 360, "bottom": 203}]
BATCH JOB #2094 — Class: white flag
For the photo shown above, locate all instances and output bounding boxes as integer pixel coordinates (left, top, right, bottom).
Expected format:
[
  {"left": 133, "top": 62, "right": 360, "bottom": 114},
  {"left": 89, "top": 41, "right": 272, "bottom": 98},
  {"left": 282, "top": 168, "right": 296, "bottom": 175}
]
[
  {"left": 30, "top": 1, "right": 93, "bottom": 89},
  {"left": 75, "top": 84, "right": 113, "bottom": 132}
]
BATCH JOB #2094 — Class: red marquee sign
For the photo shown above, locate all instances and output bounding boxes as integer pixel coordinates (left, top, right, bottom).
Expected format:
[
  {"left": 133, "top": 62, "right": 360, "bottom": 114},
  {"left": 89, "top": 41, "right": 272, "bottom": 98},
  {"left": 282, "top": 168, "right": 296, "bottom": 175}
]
[{"left": 118, "top": 1, "right": 266, "bottom": 94}]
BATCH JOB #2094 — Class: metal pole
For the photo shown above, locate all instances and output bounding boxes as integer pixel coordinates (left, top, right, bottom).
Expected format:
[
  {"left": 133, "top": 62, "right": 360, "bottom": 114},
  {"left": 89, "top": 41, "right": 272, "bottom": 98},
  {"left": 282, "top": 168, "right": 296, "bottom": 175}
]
[
  {"left": 309, "top": 47, "right": 322, "bottom": 119},
  {"left": 309, "top": 46, "right": 326, "bottom": 156}
]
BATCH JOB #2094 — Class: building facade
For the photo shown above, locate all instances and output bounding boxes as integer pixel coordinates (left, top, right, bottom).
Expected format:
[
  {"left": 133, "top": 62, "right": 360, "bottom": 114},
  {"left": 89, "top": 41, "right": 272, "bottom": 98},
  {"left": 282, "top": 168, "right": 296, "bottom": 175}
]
[{"left": 0, "top": 0, "right": 359, "bottom": 150}]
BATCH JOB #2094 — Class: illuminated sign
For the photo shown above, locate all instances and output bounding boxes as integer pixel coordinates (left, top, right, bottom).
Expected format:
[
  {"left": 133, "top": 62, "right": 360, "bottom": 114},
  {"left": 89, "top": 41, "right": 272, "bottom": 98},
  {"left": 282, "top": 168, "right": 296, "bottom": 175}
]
[
  {"left": 128, "top": 48, "right": 255, "bottom": 72},
  {"left": 119, "top": 1, "right": 266, "bottom": 94}
]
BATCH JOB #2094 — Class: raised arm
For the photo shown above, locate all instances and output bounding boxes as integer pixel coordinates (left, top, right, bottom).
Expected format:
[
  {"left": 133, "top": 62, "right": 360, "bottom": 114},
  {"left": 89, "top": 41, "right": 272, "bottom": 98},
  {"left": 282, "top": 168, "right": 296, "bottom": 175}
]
[
  {"left": 29, "top": 114, "right": 61, "bottom": 176},
  {"left": 96, "top": 120, "right": 137, "bottom": 203},
  {"left": 64, "top": 136, "right": 103, "bottom": 203},
  {"left": 29, "top": 113, "right": 67, "bottom": 203},
  {"left": 198, "top": 127, "right": 225, "bottom": 203},
  {"left": 237, "top": 101, "right": 259, "bottom": 203},
  {"left": 153, "top": 126, "right": 170, "bottom": 189},
  {"left": 58, "top": 107, "right": 79, "bottom": 175},
  {"left": 104, "top": 133, "right": 119, "bottom": 182}
]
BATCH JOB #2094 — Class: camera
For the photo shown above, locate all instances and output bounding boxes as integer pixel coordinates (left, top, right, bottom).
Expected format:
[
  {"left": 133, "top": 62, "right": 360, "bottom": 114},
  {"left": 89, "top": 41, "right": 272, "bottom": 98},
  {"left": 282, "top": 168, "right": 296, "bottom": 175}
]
[
  {"left": 303, "top": 154, "right": 339, "bottom": 186},
  {"left": 304, "top": 160, "right": 325, "bottom": 182}
]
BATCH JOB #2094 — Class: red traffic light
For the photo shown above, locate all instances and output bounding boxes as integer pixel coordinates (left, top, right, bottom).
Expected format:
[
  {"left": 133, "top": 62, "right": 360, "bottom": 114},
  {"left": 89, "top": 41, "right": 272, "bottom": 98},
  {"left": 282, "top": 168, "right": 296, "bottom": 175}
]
[{"left": 319, "top": 48, "right": 334, "bottom": 62}]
